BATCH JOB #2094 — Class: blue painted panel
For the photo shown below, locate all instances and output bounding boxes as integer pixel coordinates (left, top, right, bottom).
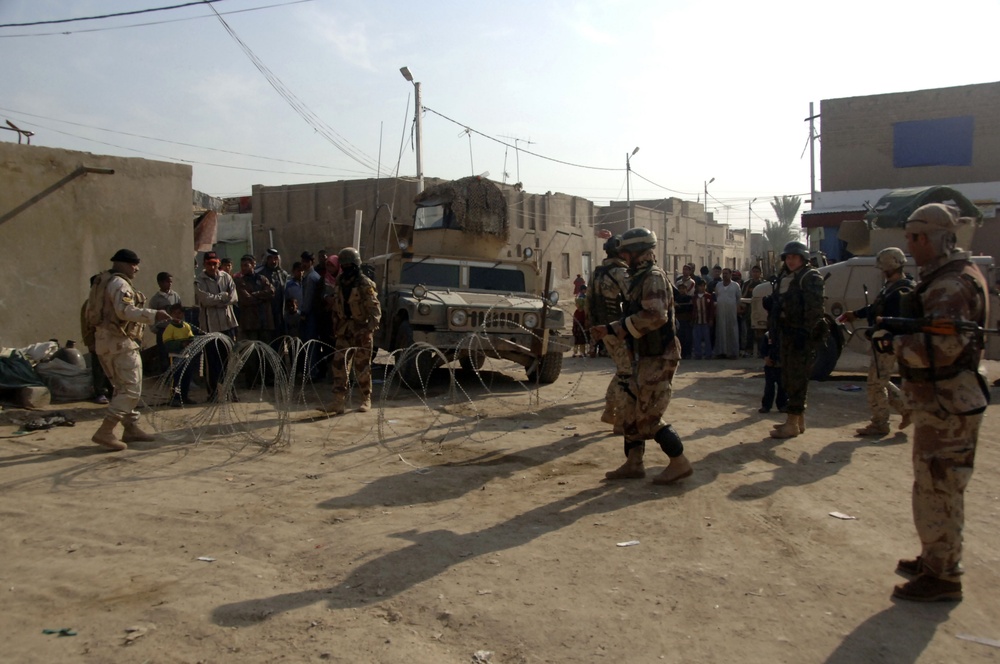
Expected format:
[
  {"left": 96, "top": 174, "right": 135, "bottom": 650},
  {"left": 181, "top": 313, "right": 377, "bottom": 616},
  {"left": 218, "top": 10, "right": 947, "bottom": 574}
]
[{"left": 893, "top": 116, "right": 974, "bottom": 168}]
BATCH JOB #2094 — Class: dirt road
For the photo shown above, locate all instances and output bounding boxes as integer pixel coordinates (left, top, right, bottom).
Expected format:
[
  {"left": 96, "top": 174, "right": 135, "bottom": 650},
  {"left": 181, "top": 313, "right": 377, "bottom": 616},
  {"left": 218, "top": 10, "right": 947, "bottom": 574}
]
[{"left": 2, "top": 350, "right": 999, "bottom": 663}]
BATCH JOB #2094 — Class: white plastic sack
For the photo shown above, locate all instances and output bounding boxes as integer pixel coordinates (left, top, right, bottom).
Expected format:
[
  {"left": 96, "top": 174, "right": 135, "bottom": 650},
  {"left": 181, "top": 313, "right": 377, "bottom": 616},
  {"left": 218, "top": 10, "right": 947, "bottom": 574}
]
[{"left": 20, "top": 341, "right": 59, "bottom": 366}]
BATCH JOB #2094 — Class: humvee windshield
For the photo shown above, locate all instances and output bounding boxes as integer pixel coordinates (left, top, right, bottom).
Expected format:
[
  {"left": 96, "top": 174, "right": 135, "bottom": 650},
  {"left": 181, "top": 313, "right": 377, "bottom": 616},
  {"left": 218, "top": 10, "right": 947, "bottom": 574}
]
[
  {"left": 470, "top": 266, "right": 524, "bottom": 292},
  {"left": 400, "top": 259, "right": 526, "bottom": 293},
  {"left": 401, "top": 261, "right": 460, "bottom": 287}
]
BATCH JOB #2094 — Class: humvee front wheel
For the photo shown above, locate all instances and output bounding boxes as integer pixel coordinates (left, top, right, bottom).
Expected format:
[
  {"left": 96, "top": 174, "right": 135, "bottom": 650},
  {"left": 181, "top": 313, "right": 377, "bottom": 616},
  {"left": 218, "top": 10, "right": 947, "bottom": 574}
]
[
  {"left": 810, "top": 318, "right": 843, "bottom": 381},
  {"left": 459, "top": 350, "right": 486, "bottom": 372},
  {"left": 527, "top": 350, "right": 563, "bottom": 384},
  {"left": 393, "top": 320, "right": 437, "bottom": 386}
]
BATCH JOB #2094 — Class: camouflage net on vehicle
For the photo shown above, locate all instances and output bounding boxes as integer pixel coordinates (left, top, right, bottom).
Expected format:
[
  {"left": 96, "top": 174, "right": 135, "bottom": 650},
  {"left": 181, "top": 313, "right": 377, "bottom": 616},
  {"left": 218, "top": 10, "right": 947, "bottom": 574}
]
[{"left": 414, "top": 176, "right": 509, "bottom": 240}]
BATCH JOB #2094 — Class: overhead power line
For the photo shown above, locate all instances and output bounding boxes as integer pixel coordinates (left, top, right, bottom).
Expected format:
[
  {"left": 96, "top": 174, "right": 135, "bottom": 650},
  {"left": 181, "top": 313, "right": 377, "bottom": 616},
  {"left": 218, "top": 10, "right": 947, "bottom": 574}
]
[
  {"left": 204, "top": 2, "right": 385, "bottom": 177},
  {"left": 0, "top": 0, "right": 224, "bottom": 28},
  {"left": 422, "top": 106, "right": 620, "bottom": 172},
  {"left": 0, "top": 106, "right": 350, "bottom": 171},
  {"left": 0, "top": 1, "right": 312, "bottom": 38}
]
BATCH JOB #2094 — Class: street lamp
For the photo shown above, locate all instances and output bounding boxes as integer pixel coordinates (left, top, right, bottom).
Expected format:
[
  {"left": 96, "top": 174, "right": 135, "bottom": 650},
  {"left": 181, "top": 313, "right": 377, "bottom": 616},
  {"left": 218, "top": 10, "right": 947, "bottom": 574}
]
[
  {"left": 703, "top": 177, "right": 715, "bottom": 267},
  {"left": 626, "top": 147, "right": 639, "bottom": 228},
  {"left": 400, "top": 66, "right": 424, "bottom": 194},
  {"left": 748, "top": 197, "right": 757, "bottom": 271}
]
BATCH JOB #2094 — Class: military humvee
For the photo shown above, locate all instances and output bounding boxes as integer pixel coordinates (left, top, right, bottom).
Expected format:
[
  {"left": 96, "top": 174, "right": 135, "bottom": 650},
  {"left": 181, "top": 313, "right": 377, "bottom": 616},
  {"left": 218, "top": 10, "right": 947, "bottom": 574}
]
[
  {"left": 370, "top": 176, "right": 567, "bottom": 384},
  {"left": 749, "top": 186, "right": 1000, "bottom": 379}
]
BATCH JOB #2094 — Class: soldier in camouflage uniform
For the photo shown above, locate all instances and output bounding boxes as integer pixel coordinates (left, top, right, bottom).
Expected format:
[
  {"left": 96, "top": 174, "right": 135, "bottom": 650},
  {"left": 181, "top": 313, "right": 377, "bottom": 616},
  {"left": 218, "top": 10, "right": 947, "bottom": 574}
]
[
  {"left": 837, "top": 247, "right": 914, "bottom": 436},
  {"left": 588, "top": 236, "right": 630, "bottom": 434},
  {"left": 590, "top": 228, "right": 693, "bottom": 485},
  {"left": 770, "top": 241, "right": 826, "bottom": 439},
  {"left": 321, "top": 247, "right": 381, "bottom": 415},
  {"left": 879, "top": 203, "right": 989, "bottom": 602},
  {"left": 86, "top": 249, "right": 170, "bottom": 451}
]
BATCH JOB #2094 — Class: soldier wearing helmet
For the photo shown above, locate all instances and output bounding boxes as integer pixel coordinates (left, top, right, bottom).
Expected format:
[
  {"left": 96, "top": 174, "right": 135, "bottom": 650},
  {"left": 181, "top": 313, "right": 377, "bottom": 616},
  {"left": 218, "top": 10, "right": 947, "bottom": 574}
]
[
  {"left": 321, "top": 247, "right": 381, "bottom": 415},
  {"left": 884, "top": 203, "right": 989, "bottom": 602},
  {"left": 837, "top": 246, "right": 913, "bottom": 437},
  {"left": 588, "top": 235, "right": 631, "bottom": 433},
  {"left": 769, "top": 240, "right": 826, "bottom": 439},
  {"left": 590, "top": 227, "right": 693, "bottom": 485}
]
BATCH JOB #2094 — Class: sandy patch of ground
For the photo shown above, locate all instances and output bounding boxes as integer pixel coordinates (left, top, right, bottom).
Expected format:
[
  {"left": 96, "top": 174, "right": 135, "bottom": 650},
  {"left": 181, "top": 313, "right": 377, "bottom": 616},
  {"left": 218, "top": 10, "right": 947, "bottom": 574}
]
[{"left": 2, "top": 350, "right": 999, "bottom": 663}]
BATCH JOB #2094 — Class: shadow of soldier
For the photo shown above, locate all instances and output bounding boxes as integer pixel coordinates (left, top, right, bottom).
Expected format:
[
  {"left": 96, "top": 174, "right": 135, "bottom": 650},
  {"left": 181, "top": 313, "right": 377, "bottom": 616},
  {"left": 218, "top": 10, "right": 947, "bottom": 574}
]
[
  {"left": 727, "top": 433, "right": 908, "bottom": 502},
  {"left": 318, "top": 430, "right": 605, "bottom": 511},
  {"left": 822, "top": 601, "right": 956, "bottom": 664},
  {"left": 211, "top": 481, "right": 687, "bottom": 625}
]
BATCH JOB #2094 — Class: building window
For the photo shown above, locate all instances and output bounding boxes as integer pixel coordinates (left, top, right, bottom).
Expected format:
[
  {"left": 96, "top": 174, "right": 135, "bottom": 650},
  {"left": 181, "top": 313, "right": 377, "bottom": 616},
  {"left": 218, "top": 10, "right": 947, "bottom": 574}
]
[{"left": 561, "top": 253, "right": 570, "bottom": 279}]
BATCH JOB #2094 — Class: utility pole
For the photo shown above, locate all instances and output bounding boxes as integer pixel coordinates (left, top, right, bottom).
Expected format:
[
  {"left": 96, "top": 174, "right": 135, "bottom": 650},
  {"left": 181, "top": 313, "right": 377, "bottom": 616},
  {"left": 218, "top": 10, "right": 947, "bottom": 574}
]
[
  {"left": 805, "top": 102, "right": 820, "bottom": 208},
  {"left": 400, "top": 66, "right": 424, "bottom": 194},
  {"left": 626, "top": 147, "right": 639, "bottom": 229},
  {"left": 704, "top": 177, "right": 714, "bottom": 267}
]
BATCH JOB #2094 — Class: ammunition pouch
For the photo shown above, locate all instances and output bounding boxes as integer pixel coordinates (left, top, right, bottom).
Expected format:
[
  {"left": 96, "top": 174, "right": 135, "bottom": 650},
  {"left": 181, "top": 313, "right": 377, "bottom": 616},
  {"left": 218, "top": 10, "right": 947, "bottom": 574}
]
[{"left": 635, "top": 323, "right": 676, "bottom": 357}]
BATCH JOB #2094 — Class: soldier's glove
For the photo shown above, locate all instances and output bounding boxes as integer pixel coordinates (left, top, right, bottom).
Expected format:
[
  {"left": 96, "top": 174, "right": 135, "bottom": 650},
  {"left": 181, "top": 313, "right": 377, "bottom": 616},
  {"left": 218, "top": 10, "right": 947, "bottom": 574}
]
[{"left": 871, "top": 329, "right": 894, "bottom": 354}]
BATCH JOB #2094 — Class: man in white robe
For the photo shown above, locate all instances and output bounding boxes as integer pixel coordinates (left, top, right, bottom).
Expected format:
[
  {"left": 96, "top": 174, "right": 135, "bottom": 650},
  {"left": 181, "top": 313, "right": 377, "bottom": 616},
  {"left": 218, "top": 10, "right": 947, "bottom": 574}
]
[{"left": 714, "top": 268, "right": 741, "bottom": 358}]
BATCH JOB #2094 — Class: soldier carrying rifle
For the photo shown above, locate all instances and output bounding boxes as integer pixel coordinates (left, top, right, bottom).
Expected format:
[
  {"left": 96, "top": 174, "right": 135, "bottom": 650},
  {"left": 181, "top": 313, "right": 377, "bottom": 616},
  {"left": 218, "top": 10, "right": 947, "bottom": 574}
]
[
  {"left": 837, "top": 247, "right": 914, "bottom": 436},
  {"left": 871, "top": 203, "right": 991, "bottom": 603}
]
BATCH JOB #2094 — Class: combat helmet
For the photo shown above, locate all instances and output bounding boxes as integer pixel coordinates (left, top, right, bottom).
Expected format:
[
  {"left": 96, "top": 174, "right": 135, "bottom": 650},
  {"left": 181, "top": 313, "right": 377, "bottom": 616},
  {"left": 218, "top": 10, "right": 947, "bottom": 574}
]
[
  {"left": 780, "top": 241, "right": 808, "bottom": 260},
  {"left": 876, "top": 247, "right": 906, "bottom": 273},
  {"left": 617, "top": 227, "right": 657, "bottom": 254},
  {"left": 338, "top": 247, "right": 362, "bottom": 266},
  {"left": 603, "top": 235, "right": 621, "bottom": 256}
]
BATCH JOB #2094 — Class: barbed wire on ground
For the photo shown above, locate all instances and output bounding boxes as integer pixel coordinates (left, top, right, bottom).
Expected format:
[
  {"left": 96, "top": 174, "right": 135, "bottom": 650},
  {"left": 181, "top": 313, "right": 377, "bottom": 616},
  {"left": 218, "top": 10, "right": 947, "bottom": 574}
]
[{"left": 139, "top": 310, "right": 589, "bottom": 463}]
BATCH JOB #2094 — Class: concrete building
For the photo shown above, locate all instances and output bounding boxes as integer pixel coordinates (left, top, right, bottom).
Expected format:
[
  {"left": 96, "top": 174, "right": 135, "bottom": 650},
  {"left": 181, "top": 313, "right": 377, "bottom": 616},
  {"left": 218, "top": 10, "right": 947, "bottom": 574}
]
[
  {"left": 598, "top": 198, "right": 751, "bottom": 276},
  {"left": 0, "top": 143, "right": 193, "bottom": 348},
  {"left": 805, "top": 81, "right": 1000, "bottom": 261}
]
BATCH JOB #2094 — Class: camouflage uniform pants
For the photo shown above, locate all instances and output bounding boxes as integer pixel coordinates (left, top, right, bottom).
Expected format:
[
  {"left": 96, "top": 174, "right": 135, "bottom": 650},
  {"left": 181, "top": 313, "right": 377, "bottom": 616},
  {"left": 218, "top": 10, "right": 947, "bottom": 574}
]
[
  {"left": 622, "top": 354, "right": 677, "bottom": 442},
  {"left": 866, "top": 347, "right": 903, "bottom": 426},
  {"left": 331, "top": 328, "right": 373, "bottom": 401},
  {"left": 779, "top": 335, "right": 817, "bottom": 415},
  {"left": 602, "top": 335, "right": 632, "bottom": 423},
  {"left": 97, "top": 344, "right": 143, "bottom": 424},
  {"left": 911, "top": 410, "right": 981, "bottom": 582}
]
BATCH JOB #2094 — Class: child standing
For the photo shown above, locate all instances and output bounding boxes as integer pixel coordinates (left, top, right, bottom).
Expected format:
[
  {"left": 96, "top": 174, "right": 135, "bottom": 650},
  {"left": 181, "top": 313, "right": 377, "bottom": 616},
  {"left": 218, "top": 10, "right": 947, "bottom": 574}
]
[
  {"left": 163, "top": 303, "right": 197, "bottom": 407},
  {"left": 690, "top": 278, "right": 715, "bottom": 360}
]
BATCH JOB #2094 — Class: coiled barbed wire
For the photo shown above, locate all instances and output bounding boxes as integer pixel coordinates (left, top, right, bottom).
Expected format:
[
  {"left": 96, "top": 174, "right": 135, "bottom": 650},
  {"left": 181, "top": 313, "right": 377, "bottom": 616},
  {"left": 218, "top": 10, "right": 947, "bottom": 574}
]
[{"left": 141, "top": 302, "right": 588, "bottom": 458}]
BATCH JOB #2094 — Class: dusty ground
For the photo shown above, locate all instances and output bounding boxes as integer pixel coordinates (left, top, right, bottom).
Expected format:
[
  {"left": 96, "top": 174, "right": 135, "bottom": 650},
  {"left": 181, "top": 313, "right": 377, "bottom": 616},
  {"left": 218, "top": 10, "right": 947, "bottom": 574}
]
[{"left": 2, "top": 349, "right": 999, "bottom": 664}]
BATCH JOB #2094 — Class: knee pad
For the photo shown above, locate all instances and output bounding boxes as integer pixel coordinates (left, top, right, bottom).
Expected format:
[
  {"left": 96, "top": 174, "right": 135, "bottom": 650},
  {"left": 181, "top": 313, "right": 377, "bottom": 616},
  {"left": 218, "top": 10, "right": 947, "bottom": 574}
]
[{"left": 654, "top": 424, "right": 683, "bottom": 457}]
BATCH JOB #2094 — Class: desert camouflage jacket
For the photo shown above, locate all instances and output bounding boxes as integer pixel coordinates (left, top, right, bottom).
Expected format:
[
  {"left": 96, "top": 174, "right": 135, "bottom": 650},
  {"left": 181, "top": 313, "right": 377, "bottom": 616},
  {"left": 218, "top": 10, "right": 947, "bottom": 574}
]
[
  {"left": 330, "top": 271, "right": 381, "bottom": 336},
  {"left": 588, "top": 257, "right": 629, "bottom": 327},
  {"left": 893, "top": 250, "right": 989, "bottom": 415},
  {"left": 619, "top": 251, "right": 680, "bottom": 360},
  {"left": 91, "top": 271, "right": 158, "bottom": 352}
]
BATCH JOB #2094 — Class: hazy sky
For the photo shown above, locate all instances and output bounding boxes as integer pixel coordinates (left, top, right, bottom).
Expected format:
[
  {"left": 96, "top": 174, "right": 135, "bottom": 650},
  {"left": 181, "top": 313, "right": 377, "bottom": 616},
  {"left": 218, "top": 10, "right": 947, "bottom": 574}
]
[{"left": 3, "top": 0, "right": 999, "bottom": 231}]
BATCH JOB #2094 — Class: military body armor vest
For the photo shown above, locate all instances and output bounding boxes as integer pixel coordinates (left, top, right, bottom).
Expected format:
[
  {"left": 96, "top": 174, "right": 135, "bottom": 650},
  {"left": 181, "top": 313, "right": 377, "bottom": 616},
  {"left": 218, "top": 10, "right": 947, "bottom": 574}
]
[{"left": 626, "top": 262, "right": 676, "bottom": 357}]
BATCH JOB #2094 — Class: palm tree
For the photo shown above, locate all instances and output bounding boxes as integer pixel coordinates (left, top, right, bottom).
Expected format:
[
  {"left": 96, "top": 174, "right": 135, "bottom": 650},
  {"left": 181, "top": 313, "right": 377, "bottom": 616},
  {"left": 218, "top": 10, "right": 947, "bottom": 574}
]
[{"left": 763, "top": 195, "right": 802, "bottom": 253}]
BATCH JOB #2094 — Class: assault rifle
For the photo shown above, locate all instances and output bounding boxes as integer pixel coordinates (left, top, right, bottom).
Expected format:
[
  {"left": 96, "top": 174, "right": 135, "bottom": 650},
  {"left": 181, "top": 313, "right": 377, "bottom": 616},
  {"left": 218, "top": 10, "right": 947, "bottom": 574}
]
[
  {"left": 872, "top": 317, "right": 1000, "bottom": 354},
  {"left": 876, "top": 317, "right": 1000, "bottom": 336}
]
